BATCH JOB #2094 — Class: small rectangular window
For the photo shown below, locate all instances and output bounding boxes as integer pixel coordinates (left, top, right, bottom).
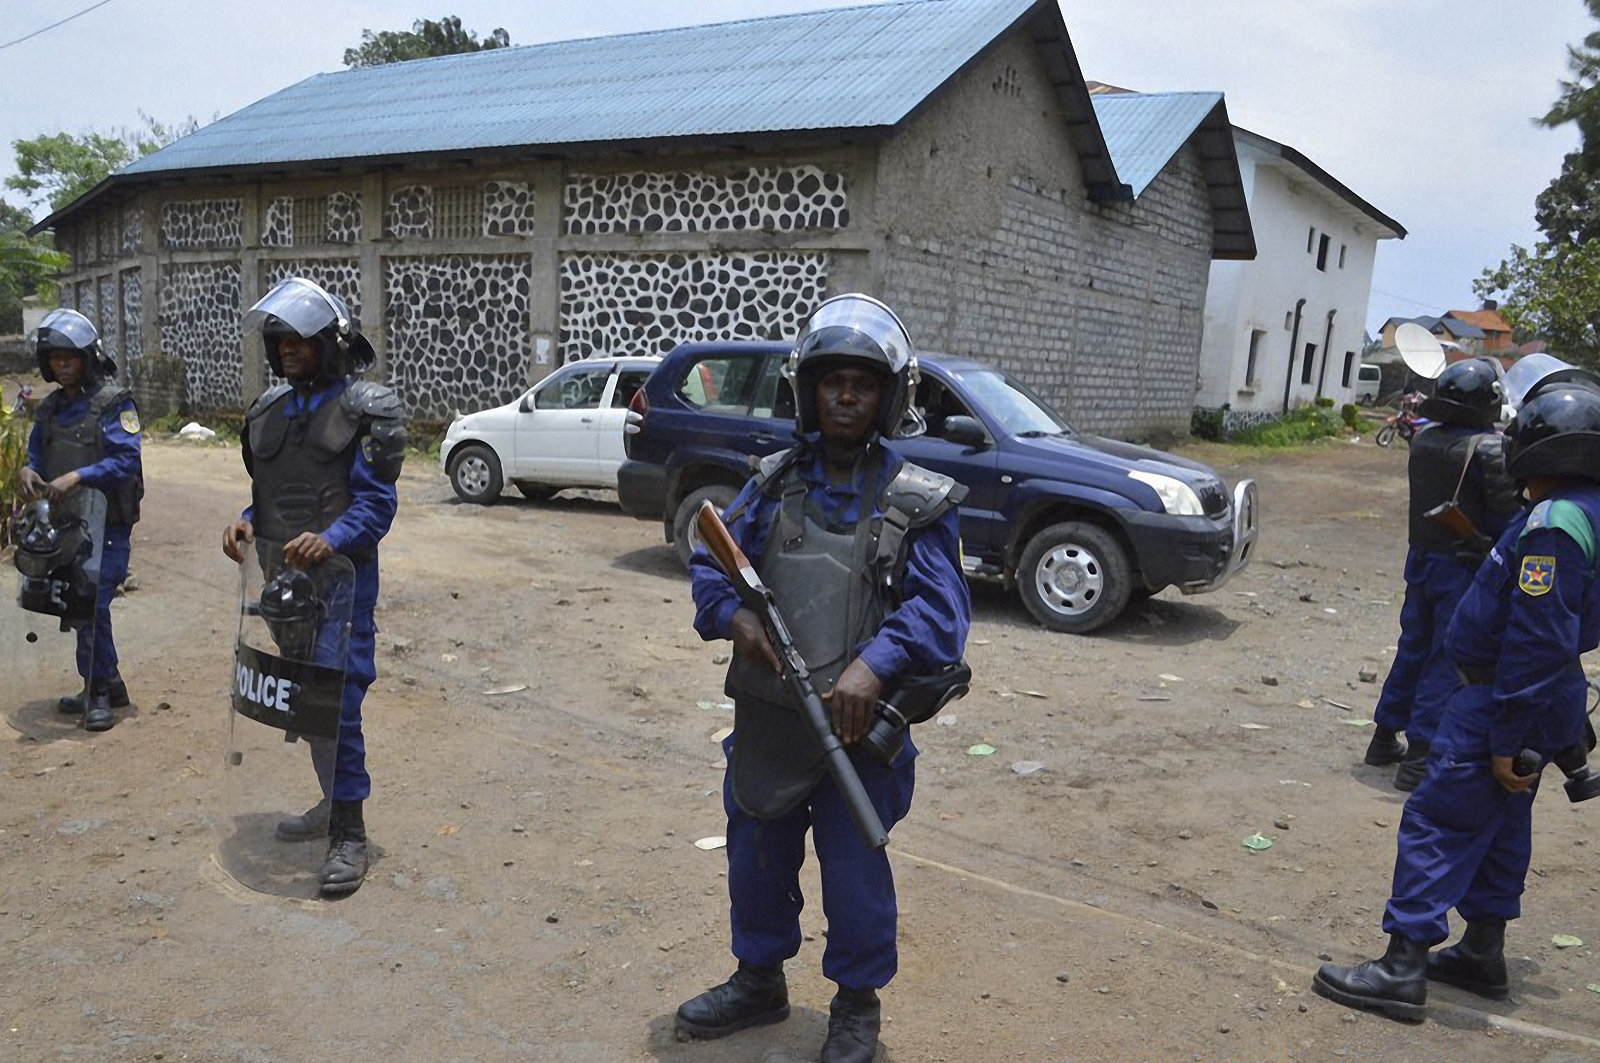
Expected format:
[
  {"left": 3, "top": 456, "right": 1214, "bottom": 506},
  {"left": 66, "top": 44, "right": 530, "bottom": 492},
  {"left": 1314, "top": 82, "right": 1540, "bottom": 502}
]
[
  {"left": 292, "top": 197, "right": 327, "bottom": 246},
  {"left": 1341, "top": 351, "right": 1356, "bottom": 387},
  {"left": 1307, "top": 227, "right": 1316, "bottom": 253},
  {"left": 1301, "top": 342, "right": 1317, "bottom": 384},
  {"left": 1316, "top": 234, "right": 1330, "bottom": 272},
  {"left": 1245, "top": 329, "right": 1265, "bottom": 386},
  {"left": 434, "top": 184, "right": 485, "bottom": 239},
  {"left": 1339, "top": 244, "right": 1347, "bottom": 269}
]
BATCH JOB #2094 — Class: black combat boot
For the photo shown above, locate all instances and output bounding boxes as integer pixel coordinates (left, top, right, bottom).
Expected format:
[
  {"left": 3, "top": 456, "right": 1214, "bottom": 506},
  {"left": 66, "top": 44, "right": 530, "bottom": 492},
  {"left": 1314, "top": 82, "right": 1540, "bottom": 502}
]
[
  {"left": 276, "top": 797, "right": 332, "bottom": 842},
  {"left": 58, "top": 675, "right": 129, "bottom": 715},
  {"left": 317, "top": 800, "right": 368, "bottom": 896},
  {"left": 82, "top": 687, "right": 117, "bottom": 732},
  {"left": 1427, "top": 919, "right": 1509, "bottom": 1000},
  {"left": 1364, "top": 726, "right": 1406, "bottom": 766},
  {"left": 821, "top": 987, "right": 881, "bottom": 1063},
  {"left": 1394, "top": 740, "right": 1431, "bottom": 792},
  {"left": 674, "top": 961, "right": 789, "bottom": 1041},
  {"left": 1312, "top": 933, "right": 1430, "bottom": 1022}
]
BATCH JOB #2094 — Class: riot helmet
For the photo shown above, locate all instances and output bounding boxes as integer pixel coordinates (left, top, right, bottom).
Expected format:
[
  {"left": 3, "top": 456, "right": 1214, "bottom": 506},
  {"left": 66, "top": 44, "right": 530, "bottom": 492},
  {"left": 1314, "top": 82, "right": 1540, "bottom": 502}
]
[
  {"left": 786, "top": 293, "right": 918, "bottom": 437},
  {"left": 257, "top": 566, "right": 324, "bottom": 660},
  {"left": 1504, "top": 383, "right": 1600, "bottom": 483},
  {"left": 33, "top": 308, "right": 104, "bottom": 387},
  {"left": 243, "top": 277, "right": 374, "bottom": 383},
  {"left": 1418, "top": 358, "right": 1503, "bottom": 426}
]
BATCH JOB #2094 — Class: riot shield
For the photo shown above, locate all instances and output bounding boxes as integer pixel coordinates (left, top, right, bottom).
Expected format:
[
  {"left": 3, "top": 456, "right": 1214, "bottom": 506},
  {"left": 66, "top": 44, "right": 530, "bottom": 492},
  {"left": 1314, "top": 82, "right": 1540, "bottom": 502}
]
[
  {"left": 2, "top": 488, "right": 106, "bottom": 738},
  {"left": 214, "top": 539, "right": 353, "bottom": 897}
]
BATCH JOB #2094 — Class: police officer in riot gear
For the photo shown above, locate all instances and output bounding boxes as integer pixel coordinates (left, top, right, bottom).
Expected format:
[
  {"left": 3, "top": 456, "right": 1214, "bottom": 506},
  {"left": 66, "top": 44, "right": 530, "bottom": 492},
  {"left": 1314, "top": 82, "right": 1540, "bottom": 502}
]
[
  {"left": 1367, "top": 358, "right": 1520, "bottom": 790},
  {"left": 1314, "top": 372, "right": 1600, "bottom": 1021},
  {"left": 677, "top": 295, "right": 970, "bottom": 1063},
  {"left": 222, "top": 277, "right": 406, "bottom": 896},
  {"left": 18, "top": 309, "right": 143, "bottom": 731}
]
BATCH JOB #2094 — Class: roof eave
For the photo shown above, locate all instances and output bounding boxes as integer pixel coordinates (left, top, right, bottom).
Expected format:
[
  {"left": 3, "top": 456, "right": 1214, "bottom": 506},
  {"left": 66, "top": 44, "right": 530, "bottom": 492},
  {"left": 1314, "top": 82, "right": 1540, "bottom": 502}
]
[
  {"left": 1195, "top": 100, "right": 1255, "bottom": 261},
  {"left": 1235, "top": 126, "right": 1405, "bottom": 239},
  {"left": 1020, "top": 0, "right": 1130, "bottom": 202}
]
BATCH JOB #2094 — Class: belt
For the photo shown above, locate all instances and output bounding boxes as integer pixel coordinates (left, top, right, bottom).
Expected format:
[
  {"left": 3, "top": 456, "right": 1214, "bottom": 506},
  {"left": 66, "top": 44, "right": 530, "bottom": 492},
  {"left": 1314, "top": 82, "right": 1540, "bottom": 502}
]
[{"left": 1457, "top": 663, "right": 1495, "bottom": 687}]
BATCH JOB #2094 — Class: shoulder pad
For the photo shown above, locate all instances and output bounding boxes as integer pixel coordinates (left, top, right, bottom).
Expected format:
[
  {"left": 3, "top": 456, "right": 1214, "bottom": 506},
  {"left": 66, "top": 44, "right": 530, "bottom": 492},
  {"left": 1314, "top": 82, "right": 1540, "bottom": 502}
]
[
  {"left": 752, "top": 448, "right": 800, "bottom": 494},
  {"left": 87, "top": 384, "right": 133, "bottom": 415},
  {"left": 1521, "top": 499, "right": 1596, "bottom": 567},
  {"left": 341, "top": 380, "right": 407, "bottom": 422},
  {"left": 247, "top": 384, "right": 294, "bottom": 421},
  {"left": 882, "top": 461, "right": 967, "bottom": 528}
]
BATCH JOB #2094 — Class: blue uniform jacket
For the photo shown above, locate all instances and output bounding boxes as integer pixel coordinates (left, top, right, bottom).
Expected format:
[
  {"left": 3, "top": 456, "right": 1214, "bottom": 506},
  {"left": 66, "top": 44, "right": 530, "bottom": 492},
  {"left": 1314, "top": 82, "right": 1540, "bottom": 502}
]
[
  {"left": 27, "top": 389, "right": 142, "bottom": 521},
  {"left": 1445, "top": 485, "right": 1600, "bottom": 758},
  {"left": 690, "top": 441, "right": 970, "bottom": 686},
  {"left": 240, "top": 379, "right": 398, "bottom": 562}
]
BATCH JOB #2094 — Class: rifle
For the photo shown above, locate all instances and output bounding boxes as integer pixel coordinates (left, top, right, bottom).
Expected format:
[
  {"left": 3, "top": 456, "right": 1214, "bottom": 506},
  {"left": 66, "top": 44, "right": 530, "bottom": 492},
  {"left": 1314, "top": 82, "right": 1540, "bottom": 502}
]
[
  {"left": 694, "top": 500, "right": 890, "bottom": 850},
  {"left": 1423, "top": 500, "right": 1493, "bottom": 556}
]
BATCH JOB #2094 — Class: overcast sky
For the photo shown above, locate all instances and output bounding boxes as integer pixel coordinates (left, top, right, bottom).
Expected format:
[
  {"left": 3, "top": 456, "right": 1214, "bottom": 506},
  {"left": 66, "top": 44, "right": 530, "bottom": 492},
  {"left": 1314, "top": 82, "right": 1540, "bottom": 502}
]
[{"left": 1, "top": 0, "right": 1592, "bottom": 336}]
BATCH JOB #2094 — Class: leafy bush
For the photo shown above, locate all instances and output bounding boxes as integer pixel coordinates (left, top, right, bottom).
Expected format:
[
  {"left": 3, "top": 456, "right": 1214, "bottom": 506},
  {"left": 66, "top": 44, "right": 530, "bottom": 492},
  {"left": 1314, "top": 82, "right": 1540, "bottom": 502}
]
[
  {"left": 1229, "top": 404, "right": 1343, "bottom": 447},
  {"left": 1314, "top": 396, "right": 1335, "bottom": 408},
  {"left": 1190, "top": 405, "right": 1227, "bottom": 442},
  {"left": 0, "top": 402, "right": 29, "bottom": 549},
  {"left": 1341, "top": 403, "right": 1361, "bottom": 430}
]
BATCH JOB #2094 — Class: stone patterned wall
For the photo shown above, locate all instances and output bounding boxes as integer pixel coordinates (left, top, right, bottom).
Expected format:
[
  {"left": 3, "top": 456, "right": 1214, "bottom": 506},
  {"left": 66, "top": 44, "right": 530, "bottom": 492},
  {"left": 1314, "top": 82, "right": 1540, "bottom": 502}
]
[
  {"left": 120, "top": 209, "right": 143, "bottom": 256},
  {"left": 383, "top": 255, "right": 530, "bottom": 417},
  {"left": 158, "top": 262, "right": 243, "bottom": 410},
  {"left": 262, "top": 197, "right": 293, "bottom": 248},
  {"left": 484, "top": 181, "right": 535, "bottom": 236},
  {"left": 98, "top": 276, "right": 118, "bottom": 374},
  {"left": 160, "top": 199, "right": 242, "bottom": 250},
  {"left": 121, "top": 269, "right": 142, "bottom": 364},
  {"left": 564, "top": 166, "right": 848, "bottom": 234},
  {"left": 328, "top": 192, "right": 362, "bottom": 243},
  {"left": 559, "top": 251, "right": 828, "bottom": 360},
  {"left": 386, "top": 186, "right": 434, "bottom": 239},
  {"left": 76, "top": 281, "right": 96, "bottom": 336},
  {"left": 881, "top": 151, "right": 1213, "bottom": 438}
]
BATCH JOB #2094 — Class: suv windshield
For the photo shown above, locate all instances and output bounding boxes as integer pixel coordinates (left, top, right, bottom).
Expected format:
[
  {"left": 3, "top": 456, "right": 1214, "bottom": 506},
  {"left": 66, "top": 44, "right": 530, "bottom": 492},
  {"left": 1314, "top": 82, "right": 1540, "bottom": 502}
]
[{"left": 950, "top": 366, "right": 1070, "bottom": 435}]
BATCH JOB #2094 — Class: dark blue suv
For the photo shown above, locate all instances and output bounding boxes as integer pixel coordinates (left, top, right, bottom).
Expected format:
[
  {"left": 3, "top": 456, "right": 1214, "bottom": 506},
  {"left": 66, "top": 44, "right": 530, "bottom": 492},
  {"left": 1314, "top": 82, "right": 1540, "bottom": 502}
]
[{"left": 618, "top": 341, "right": 1258, "bottom": 633}]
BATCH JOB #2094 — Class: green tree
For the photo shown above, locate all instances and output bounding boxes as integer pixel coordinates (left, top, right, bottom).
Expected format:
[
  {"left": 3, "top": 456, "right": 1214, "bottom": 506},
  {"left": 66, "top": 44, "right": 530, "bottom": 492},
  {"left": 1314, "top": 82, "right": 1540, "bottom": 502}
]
[
  {"left": 1480, "top": 1, "right": 1600, "bottom": 360},
  {"left": 1476, "top": 240, "right": 1600, "bottom": 366},
  {"left": 0, "top": 200, "right": 65, "bottom": 334},
  {"left": 343, "top": 15, "right": 510, "bottom": 68},
  {"left": 5, "top": 132, "right": 140, "bottom": 213}
]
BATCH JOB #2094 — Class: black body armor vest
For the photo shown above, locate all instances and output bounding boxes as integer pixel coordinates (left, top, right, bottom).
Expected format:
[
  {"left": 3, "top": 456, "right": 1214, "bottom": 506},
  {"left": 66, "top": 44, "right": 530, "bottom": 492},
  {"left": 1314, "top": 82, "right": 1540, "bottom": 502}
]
[
  {"left": 37, "top": 384, "right": 142, "bottom": 526},
  {"left": 245, "top": 385, "right": 363, "bottom": 550},
  {"left": 1406, "top": 426, "right": 1519, "bottom": 553}
]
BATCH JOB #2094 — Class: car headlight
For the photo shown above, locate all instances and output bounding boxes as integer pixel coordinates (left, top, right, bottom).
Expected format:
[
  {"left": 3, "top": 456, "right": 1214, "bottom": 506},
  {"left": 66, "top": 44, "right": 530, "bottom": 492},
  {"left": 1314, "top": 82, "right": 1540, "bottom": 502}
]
[{"left": 1128, "top": 470, "right": 1204, "bottom": 516}]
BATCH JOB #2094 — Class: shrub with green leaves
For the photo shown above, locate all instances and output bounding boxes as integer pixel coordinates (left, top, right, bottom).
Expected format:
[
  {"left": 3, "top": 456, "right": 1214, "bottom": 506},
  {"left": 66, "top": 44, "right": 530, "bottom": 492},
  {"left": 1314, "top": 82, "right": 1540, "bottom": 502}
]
[
  {"left": 1229, "top": 404, "right": 1343, "bottom": 447},
  {"left": 1341, "top": 403, "right": 1361, "bottom": 430},
  {"left": 0, "top": 402, "right": 29, "bottom": 549}
]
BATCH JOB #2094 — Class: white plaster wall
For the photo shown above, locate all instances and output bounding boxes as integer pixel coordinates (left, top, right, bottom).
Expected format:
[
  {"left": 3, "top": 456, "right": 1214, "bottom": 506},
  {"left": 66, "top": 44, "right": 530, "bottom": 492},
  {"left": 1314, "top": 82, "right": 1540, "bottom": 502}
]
[{"left": 1198, "top": 139, "right": 1386, "bottom": 414}]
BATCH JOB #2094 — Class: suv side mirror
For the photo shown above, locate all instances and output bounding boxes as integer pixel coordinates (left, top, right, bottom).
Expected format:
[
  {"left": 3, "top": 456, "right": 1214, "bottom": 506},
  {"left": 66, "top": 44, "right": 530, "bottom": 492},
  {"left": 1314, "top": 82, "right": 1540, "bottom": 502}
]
[{"left": 942, "top": 415, "right": 988, "bottom": 447}]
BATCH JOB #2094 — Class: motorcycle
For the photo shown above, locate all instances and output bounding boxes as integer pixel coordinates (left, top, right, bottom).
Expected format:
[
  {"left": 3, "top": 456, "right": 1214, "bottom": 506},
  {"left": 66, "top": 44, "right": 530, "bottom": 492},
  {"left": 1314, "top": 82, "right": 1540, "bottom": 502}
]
[{"left": 1374, "top": 392, "right": 1427, "bottom": 448}]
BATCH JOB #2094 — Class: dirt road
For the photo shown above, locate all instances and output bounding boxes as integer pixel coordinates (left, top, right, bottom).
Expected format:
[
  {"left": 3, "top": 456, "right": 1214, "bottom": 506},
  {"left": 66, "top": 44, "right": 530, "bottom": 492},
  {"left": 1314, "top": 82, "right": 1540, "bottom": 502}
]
[{"left": 3, "top": 434, "right": 1599, "bottom": 1063}]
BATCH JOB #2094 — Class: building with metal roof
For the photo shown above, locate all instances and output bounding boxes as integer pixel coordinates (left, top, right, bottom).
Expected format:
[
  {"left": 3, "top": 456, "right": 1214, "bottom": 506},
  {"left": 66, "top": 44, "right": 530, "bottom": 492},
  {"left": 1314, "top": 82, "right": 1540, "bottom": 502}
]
[{"left": 37, "top": 0, "right": 1253, "bottom": 439}]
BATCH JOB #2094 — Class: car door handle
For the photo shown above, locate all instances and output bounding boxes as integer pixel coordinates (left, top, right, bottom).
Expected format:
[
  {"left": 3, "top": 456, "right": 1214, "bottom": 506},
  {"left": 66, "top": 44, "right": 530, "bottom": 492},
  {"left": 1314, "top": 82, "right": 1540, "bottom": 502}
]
[
  {"left": 751, "top": 431, "right": 776, "bottom": 444},
  {"left": 580, "top": 416, "right": 594, "bottom": 423}
]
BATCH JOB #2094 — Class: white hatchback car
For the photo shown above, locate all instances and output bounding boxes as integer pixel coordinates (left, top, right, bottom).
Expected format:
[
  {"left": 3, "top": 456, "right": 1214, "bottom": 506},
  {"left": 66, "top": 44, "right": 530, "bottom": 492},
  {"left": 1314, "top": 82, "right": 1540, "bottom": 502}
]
[{"left": 440, "top": 356, "right": 661, "bottom": 503}]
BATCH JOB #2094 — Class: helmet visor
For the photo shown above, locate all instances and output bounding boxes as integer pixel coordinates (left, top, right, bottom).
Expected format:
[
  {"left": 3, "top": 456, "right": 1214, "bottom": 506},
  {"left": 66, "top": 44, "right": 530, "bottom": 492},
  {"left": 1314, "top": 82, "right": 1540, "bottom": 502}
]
[
  {"left": 797, "top": 295, "right": 913, "bottom": 372},
  {"left": 1503, "top": 353, "right": 1599, "bottom": 408},
  {"left": 33, "top": 309, "right": 98, "bottom": 354},
  {"left": 243, "top": 278, "right": 346, "bottom": 339}
]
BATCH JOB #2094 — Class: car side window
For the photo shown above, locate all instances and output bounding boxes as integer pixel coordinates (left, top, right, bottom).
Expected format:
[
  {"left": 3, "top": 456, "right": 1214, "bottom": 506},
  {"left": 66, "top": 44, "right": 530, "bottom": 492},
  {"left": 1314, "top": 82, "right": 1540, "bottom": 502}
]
[
  {"left": 534, "top": 365, "right": 609, "bottom": 411},
  {"left": 749, "top": 357, "right": 796, "bottom": 420},
  {"left": 915, "top": 379, "right": 974, "bottom": 439},
  {"left": 611, "top": 369, "right": 651, "bottom": 409},
  {"left": 675, "top": 356, "right": 763, "bottom": 414}
]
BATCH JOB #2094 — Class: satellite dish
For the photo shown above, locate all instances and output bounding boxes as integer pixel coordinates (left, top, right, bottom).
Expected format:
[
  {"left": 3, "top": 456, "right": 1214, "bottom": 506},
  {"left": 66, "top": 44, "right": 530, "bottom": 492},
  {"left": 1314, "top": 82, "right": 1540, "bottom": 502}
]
[{"left": 1394, "top": 322, "right": 1446, "bottom": 379}]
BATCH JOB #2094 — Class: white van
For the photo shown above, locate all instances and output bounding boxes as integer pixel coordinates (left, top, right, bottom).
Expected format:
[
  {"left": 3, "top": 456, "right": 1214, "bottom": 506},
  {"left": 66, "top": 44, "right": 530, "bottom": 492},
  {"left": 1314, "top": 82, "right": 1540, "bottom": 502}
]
[{"left": 1354, "top": 364, "right": 1381, "bottom": 405}]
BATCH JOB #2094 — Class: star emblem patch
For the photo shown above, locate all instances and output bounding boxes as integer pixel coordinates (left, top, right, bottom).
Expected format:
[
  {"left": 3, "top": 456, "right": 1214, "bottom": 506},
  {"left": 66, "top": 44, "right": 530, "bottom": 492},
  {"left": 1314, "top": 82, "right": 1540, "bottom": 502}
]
[{"left": 1519, "top": 555, "right": 1556, "bottom": 597}]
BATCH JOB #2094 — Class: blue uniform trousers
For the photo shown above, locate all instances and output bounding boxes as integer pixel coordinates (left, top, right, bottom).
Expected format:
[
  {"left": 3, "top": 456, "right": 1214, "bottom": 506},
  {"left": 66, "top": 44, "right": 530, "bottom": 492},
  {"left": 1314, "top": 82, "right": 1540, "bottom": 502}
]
[
  {"left": 723, "top": 734, "right": 916, "bottom": 990},
  {"left": 1382, "top": 686, "right": 1536, "bottom": 944},
  {"left": 307, "top": 557, "right": 378, "bottom": 802},
  {"left": 1373, "top": 549, "right": 1475, "bottom": 744},
  {"left": 76, "top": 523, "right": 130, "bottom": 684}
]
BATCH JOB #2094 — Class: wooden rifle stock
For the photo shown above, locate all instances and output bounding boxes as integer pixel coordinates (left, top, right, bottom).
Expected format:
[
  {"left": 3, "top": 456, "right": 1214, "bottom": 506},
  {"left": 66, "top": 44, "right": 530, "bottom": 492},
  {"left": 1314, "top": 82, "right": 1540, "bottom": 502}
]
[
  {"left": 694, "top": 501, "right": 890, "bottom": 850},
  {"left": 1423, "top": 500, "right": 1492, "bottom": 555}
]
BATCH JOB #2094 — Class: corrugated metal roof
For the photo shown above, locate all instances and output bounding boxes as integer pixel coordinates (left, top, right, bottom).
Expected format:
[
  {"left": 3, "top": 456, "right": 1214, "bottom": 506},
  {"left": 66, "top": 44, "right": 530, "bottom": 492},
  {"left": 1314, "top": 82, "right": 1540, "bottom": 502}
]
[
  {"left": 1089, "top": 91, "right": 1223, "bottom": 198},
  {"left": 122, "top": 0, "right": 1040, "bottom": 176}
]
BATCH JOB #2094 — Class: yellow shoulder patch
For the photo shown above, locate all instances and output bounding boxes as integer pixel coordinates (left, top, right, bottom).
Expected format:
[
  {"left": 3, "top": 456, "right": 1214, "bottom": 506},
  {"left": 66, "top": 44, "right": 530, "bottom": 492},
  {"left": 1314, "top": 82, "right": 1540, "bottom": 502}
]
[
  {"left": 1518, "top": 555, "right": 1556, "bottom": 597},
  {"left": 119, "top": 409, "right": 141, "bottom": 434}
]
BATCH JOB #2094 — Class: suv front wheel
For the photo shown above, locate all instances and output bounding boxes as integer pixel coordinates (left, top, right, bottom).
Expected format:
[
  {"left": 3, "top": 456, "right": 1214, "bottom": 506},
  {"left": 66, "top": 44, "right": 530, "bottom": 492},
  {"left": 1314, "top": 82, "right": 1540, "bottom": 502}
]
[
  {"left": 1016, "top": 521, "right": 1131, "bottom": 634},
  {"left": 448, "top": 444, "right": 503, "bottom": 504},
  {"left": 673, "top": 484, "right": 740, "bottom": 569}
]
